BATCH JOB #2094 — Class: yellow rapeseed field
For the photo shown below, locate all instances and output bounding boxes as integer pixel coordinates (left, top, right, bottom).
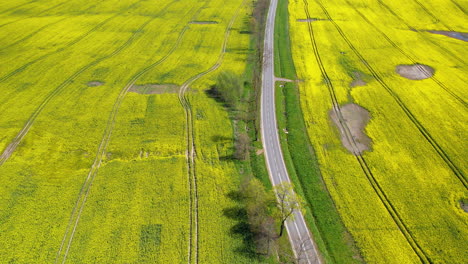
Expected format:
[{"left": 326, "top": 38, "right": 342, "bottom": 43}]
[
  {"left": 288, "top": 0, "right": 467, "bottom": 263},
  {"left": 0, "top": 0, "right": 255, "bottom": 263}
]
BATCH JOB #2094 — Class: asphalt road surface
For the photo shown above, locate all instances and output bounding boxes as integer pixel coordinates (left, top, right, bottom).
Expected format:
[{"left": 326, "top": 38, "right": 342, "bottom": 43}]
[{"left": 260, "top": 0, "right": 322, "bottom": 263}]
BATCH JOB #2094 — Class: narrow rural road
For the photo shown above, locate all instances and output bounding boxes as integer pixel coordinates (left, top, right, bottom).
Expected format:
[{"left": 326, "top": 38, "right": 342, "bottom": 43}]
[{"left": 261, "top": 0, "right": 322, "bottom": 263}]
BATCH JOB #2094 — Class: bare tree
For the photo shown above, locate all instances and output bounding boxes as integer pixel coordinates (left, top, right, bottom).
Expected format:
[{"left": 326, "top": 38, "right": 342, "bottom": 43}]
[
  {"left": 274, "top": 182, "right": 304, "bottom": 238},
  {"left": 234, "top": 132, "right": 250, "bottom": 160}
]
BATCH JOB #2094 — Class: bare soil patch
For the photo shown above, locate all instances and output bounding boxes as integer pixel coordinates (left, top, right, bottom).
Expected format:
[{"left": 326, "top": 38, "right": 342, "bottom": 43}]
[
  {"left": 396, "top": 64, "right": 434, "bottom": 80},
  {"left": 350, "top": 72, "right": 367, "bottom": 87},
  {"left": 460, "top": 200, "right": 468, "bottom": 213},
  {"left": 427, "top": 30, "right": 468, "bottom": 42},
  {"left": 330, "top": 103, "right": 372, "bottom": 155},
  {"left": 130, "top": 84, "right": 180, "bottom": 94},
  {"left": 87, "top": 81, "right": 104, "bottom": 87},
  {"left": 190, "top": 21, "right": 218, "bottom": 24}
]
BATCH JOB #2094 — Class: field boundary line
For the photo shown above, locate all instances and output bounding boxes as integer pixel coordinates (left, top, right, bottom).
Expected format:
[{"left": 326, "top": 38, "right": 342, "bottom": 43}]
[{"left": 54, "top": 2, "right": 207, "bottom": 263}]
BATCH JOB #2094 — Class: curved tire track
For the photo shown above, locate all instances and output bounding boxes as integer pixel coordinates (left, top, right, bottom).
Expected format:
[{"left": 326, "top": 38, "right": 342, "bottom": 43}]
[
  {"left": 0, "top": 16, "right": 69, "bottom": 52},
  {"left": 343, "top": 0, "right": 466, "bottom": 107},
  {"left": 376, "top": 0, "right": 465, "bottom": 66},
  {"left": 54, "top": 3, "right": 207, "bottom": 263},
  {"left": 0, "top": 0, "right": 38, "bottom": 16},
  {"left": 412, "top": 0, "right": 453, "bottom": 31},
  {"left": 177, "top": 2, "right": 246, "bottom": 262},
  {"left": 303, "top": 0, "right": 433, "bottom": 262},
  {"left": 313, "top": 0, "right": 467, "bottom": 189},
  {"left": 0, "top": 15, "right": 157, "bottom": 166},
  {"left": 0, "top": 0, "right": 68, "bottom": 29},
  {"left": 0, "top": 0, "right": 146, "bottom": 83}
]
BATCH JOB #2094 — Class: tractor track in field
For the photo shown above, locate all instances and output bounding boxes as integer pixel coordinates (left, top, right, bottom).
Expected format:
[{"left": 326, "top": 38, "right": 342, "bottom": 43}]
[
  {"left": 0, "top": 0, "right": 68, "bottom": 29},
  {"left": 412, "top": 0, "right": 454, "bottom": 31},
  {"left": 343, "top": 0, "right": 466, "bottom": 107},
  {"left": 0, "top": 0, "right": 38, "bottom": 16},
  {"left": 302, "top": 0, "right": 433, "bottom": 263},
  {"left": 177, "top": 2, "right": 246, "bottom": 262},
  {"left": 0, "top": 14, "right": 158, "bottom": 166},
  {"left": 0, "top": 16, "right": 69, "bottom": 52},
  {"left": 0, "top": 0, "right": 147, "bottom": 83},
  {"left": 450, "top": 0, "right": 467, "bottom": 15},
  {"left": 313, "top": 0, "right": 467, "bottom": 189},
  {"left": 54, "top": 3, "right": 206, "bottom": 263},
  {"left": 376, "top": 0, "right": 466, "bottom": 66}
]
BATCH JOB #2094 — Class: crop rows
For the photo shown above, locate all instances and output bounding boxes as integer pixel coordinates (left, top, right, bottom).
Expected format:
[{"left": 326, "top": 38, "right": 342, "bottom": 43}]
[
  {"left": 289, "top": 0, "right": 467, "bottom": 262},
  {"left": 0, "top": 0, "right": 256, "bottom": 263}
]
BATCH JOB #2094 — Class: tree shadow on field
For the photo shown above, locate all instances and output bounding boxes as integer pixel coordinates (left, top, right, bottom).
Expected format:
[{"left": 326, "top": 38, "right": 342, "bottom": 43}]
[
  {"left": 211, "top": 135, "right": 237, "bottom": 161},
  {"left": 211, "top": 135, "right": 232, "bottom": 143},
  {"left": 204, "top": 85, "right": 231, "bottom": 109},
  {"left": 223, "top": 192, "right": 258, "bottom": 260}
]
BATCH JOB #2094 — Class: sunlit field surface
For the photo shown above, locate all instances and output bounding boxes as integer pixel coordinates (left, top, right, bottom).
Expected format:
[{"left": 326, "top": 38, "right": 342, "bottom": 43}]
[
  {"left": 0, "top": 0, "right": 255, "bottom": 262},
  {"left": 288, "top": 0, "right": 467, "bottom": 263}
]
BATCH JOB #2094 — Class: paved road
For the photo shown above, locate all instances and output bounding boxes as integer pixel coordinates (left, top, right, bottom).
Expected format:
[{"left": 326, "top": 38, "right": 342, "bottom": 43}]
[{"left": 260, "top": 0, "right": 322, "bottom": 263}]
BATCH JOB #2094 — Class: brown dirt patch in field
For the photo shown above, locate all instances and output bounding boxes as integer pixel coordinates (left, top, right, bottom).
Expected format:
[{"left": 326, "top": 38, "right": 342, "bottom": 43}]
[
  {"left": 130, "top": 84, "right": 180, "bottom": 94},
  {"left": 461, "top": 200, "right": 468, "bottom": 213},
  {"left": 190, "top": 21, "right": 218, "bottom": 24},
  {"left": 87, "top": 81, "right": 104, "bottom": 87},
  {"left": 427, "top": 30, "right": 468, "bottom": 42},
  {"left": 330, "top": 103, "right": 372, "bottom": 155},
  {"left": 350, "top": 72, "right": 367, "bottom": 87},
  {"left": 396, "top": 64, "right": 434, "bottom": 80}
]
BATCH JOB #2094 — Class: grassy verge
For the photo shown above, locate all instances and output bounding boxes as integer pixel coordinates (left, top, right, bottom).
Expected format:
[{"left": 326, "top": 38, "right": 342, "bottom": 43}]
[{"left": 274, "top": 0, "right": 363, "bottom": 263}]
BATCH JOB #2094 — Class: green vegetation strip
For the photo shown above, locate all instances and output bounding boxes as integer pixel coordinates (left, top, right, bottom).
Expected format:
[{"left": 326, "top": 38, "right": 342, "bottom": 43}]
[{"left": 274, "top": 0, "right": 362, "bottom": 263}]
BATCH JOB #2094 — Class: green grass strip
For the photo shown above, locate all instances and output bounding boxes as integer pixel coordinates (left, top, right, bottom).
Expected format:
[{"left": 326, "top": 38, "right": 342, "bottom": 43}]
[{"left": 274, "top": 0, "right": 363, "bottom": 263}]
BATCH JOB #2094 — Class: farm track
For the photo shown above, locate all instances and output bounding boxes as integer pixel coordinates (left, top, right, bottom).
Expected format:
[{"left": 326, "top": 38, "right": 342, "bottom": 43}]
[
  {"left": 0, "top": 14, "right": 158, "bottom": 166},
  {"left": 412, "top": 0, "right": 453, "bottom": 31},
  {"left": 313, "top": 0, "right": 467, "bottom": 189},
  {"left": 0, "top": 0, "right": 68, "bottom": 29},
  {"left": 343, "top": 0, "right": 467, "bottom": 107},
  {"left": 0, "top": 0, "right": 38, "bottom": 16},
  {"left": 177, "top": 2, "right": 246, "bottom": 262},
  {"left": 0, "top": 0, "right": 146, "bottom": 83},
  {"left": 375, "top": 0, "right": 466, "bottom": 66},
  {"left": 302, "top": 0, "right": 433, "bottom": 263},
  {"left": 450, "top": 0, "right": 467, "bottom": 15},
  {"left": 54, "top": 3, "right": 206, "bottom": 263},
  {"left": 0, "top": 16, "right": 69, "bottom": 52}
]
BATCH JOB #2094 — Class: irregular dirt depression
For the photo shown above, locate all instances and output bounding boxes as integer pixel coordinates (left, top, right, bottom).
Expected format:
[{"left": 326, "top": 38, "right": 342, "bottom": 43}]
[
  {"left": 396, "top": 64, "right": 434, "bottom": 80},
  {"left": 330, "top": 103, "right": 372, "bottom": 155},
  {"left": 129, "top": 84, "right": 180, "bottom": 94},
  {"left": 461, "top": 200, "right": 468, "bottom": 213},
  {"left": 87, "top": 81, "right": 104, "bottom": 87},
  {"left": 350, "top": 71, "right": 367, "bottom": 87}
]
